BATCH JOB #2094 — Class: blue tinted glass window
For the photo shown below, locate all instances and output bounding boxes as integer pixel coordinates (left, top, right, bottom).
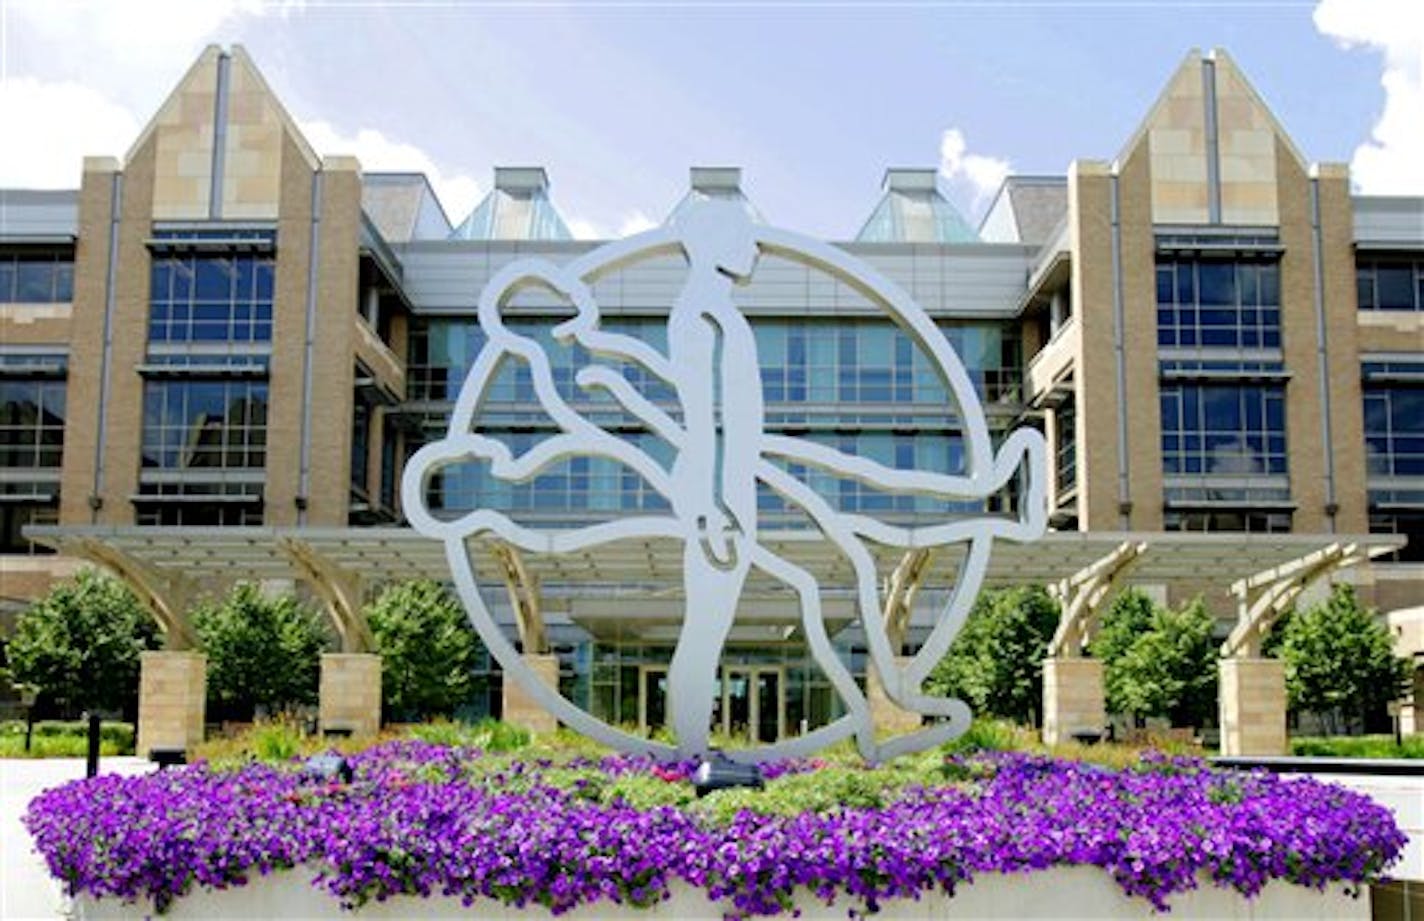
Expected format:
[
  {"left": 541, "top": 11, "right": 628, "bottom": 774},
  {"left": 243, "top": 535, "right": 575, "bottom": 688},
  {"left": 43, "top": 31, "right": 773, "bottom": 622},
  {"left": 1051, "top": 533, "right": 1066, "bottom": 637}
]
[
  {"left": 1159, "top": 382, "right": 1287, "bottom": 477},
  {"left": 0, "top": 253, "right": 73, "bottom": 303},
  {"left": 148, "top": 249, "right": 275, "bottom": 344},
  {"left": 1363, "top": 385, "right": 1424, "bottom": 476},
  {"left": 140, "top": 379, "right": 268, "bottom": 470},
  {"left": 1156, "top": 258, "right": 1281, "bottom": 350}
]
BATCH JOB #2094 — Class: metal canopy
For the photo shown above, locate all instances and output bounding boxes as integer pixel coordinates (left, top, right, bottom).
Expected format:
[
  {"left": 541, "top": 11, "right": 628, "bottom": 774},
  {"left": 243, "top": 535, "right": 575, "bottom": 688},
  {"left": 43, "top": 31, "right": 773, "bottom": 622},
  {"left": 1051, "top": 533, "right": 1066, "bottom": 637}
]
[{"left": 27, "top": 525, "right": 1403, "bottom": 601}]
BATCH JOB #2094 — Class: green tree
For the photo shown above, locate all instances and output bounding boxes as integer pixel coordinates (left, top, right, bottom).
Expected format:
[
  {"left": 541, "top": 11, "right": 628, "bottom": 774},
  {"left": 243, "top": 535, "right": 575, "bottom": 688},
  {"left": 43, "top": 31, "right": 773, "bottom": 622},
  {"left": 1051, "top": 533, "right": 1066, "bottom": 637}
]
[
  {"left": 1276, "top": 584, "right": 1410, "bottom": 735},
  {"left": 194, "top": 584, "right": 331, "bottom": 720},
  {"left": 365, "top": 580, "right": 483, "bottom": 720},
  {"left": 927, "top": 586, "right": 1060, "bottom": 725},
  {"left": 1104, "top": 598, "right": 1218, "bottom": 727},
  {"left": 1089, "top": 588, "right": 1158, "bottom": 671},
  {"left": 7, "top": 570, "right": 160, "bottom": 717}
]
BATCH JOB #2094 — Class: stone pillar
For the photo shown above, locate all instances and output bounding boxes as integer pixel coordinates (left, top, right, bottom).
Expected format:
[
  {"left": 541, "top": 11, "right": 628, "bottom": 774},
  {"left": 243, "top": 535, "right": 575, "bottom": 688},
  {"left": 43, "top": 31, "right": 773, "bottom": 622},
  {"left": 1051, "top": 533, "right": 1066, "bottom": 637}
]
[
  {"left": 1219, "top": 657, "right": 1287, "bottom": 756},
  {"left": 1042, "top": 657, "right": 1105, "bottom": 745},
  {"left": 867, "top": 658, "right": 923, "bottom": 736},
  {"left": 502, "top": 653, "right": 560, "bottom": 736},
  {"left": 319, "top": 653, "right": 382, "bottom": 738},
  {"left": 137, "top": 651, "right": 207, "bottom": 758}
]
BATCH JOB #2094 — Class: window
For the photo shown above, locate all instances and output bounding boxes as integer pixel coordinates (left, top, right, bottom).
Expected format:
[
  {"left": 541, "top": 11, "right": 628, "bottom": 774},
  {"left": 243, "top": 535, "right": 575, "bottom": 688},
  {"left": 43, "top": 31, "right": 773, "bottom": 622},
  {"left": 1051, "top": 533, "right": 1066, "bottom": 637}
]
[
  {"left": 351, "top": 397, "right": 372, "bottom": 493},
  {"left": 754, "top": 320, "right": 1019, "bottom": 406},
  {"left": 1055, "top": 403, "right": 1076, "bottom": 498},
  {"left": 0, "top": 501, "right": 58, "bottom": 555},
  {"left": 1357, "top": 257, "right": 1424, "bottom": 312},
  {"left": 1370, "top": 510, "right": 1424, "bottom": 563},
  {"left": 134, "top": 479, "right": 263, "bottom": 527},
  {"left": 141, "top": 380, "right": 267, "bottom": 470},
  {"left": 149, "top": 250, "right": 274, "bottom": 343},
  {"left": 134, "top": 503, "right": 264, "bottom": 527},
  {"left": 0, "top": 251, "right": 74, "bottom": 303},
  {"left": 0, "top": 378, "right": 65, "bottom": 469},
  {"left": 1164, "top": 510, "right": 1292, "bottom": 533},
  {"left": 1364, "top": 385, "right": 1424, "bottom": 477},
  {"left": 1160, "top": 383, "right": 1286, "bottom": 477},
  {"left": 1156, "top": 259, "right": 1281, "bottom": 349}
]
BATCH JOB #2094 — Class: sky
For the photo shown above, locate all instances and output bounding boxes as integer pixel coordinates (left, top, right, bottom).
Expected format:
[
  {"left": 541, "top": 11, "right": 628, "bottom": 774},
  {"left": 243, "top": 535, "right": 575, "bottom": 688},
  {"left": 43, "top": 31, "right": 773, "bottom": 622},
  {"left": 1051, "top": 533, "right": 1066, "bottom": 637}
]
[{"left": 1, "top": 0, "right": 1420, "bottom": 241}]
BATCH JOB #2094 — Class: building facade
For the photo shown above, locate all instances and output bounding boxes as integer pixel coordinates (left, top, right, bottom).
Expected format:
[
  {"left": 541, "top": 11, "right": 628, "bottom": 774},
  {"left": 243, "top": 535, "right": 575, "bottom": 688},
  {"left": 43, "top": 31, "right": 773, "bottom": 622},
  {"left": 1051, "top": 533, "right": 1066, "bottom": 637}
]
[{"left": 0, "top": 46, "right": 1420, "bottom": 748}]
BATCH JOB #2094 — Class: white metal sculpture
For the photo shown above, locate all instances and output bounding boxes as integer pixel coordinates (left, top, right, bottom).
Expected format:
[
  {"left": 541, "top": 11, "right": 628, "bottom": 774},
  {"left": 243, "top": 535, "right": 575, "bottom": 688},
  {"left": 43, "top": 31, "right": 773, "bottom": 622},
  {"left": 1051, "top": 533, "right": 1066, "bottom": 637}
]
[{"left": 403, "top": 201, "right": 1047, "bottom": 763}]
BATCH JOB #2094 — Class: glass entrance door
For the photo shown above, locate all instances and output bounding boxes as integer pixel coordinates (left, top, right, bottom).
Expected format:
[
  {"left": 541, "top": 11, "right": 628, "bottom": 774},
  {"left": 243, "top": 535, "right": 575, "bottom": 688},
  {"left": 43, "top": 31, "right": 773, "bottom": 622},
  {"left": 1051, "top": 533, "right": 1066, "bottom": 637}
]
[
  {"left": 639, "top": 666, "right": 668, "bottom": 736},
  {"left": 720, "top": 666, "right": 784, "bottom": 744}
]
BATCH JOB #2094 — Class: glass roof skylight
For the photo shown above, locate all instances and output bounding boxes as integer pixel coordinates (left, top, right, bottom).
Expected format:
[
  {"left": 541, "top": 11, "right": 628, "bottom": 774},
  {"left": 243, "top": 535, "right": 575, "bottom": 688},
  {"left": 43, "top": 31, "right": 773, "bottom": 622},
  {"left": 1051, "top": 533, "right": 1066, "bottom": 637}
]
[
  {"left": 450, "top": 169, "right": 573, "bottom": 241},
  {"left": 856, "top": 170, "right": 979, "bottom": 244}
]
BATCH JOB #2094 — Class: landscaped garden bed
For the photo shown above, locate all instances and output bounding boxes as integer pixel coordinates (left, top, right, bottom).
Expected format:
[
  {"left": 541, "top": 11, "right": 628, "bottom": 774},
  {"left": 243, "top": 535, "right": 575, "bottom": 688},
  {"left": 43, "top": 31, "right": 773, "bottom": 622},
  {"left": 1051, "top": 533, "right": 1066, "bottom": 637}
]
[{"left": 24, "top": 738, "right": 1407, "bottom": 918}]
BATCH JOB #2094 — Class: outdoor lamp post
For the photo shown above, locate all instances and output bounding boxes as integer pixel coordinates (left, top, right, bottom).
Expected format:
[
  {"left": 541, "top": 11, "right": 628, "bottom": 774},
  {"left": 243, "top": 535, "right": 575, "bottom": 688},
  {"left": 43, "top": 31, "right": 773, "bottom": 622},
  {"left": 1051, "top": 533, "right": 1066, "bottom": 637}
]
[{"left": 18, "top": 684, "right": 39, "bottom": 753}]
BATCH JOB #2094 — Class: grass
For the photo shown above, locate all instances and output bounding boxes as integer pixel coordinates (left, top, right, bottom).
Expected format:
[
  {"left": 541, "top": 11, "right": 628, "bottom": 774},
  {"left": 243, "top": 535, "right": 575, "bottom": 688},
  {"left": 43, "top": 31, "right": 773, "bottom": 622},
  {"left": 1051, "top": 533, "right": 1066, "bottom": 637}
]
[
  {"left": 0, "top": 720, "right": 135, "bottom": 758},
  {"left": 1290, "top": 734, "right": 1424, "bottom": 759}
]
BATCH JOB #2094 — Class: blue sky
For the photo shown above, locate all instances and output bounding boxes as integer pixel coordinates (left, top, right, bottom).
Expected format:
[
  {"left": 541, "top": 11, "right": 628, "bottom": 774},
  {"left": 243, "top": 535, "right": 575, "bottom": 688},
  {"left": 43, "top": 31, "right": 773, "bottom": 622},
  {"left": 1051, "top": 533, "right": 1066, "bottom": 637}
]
[{"left": 1, "top": 1, "right": 1419, "bottom": 239}]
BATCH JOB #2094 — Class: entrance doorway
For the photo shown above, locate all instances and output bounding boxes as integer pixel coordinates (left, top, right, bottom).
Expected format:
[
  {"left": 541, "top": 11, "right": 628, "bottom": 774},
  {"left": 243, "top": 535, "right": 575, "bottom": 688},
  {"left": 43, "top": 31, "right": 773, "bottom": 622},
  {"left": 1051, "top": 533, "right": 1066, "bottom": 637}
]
[
  {"left": 638, "top": 665, "right": 669, "bottom": 736},
  {"left": 719, "top": 666, "right": 784, "bottom": 744},
  {"left": 638, "top": 663, "right": 786, "bottom": 744}
]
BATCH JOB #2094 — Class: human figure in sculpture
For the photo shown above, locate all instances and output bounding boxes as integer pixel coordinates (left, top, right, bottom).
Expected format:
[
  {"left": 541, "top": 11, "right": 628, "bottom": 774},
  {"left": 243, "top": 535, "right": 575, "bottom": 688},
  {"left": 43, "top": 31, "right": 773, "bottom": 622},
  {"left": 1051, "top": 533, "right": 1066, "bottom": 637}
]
[{"left": 664, "top": 202, "right": 764, "bottom": 755}]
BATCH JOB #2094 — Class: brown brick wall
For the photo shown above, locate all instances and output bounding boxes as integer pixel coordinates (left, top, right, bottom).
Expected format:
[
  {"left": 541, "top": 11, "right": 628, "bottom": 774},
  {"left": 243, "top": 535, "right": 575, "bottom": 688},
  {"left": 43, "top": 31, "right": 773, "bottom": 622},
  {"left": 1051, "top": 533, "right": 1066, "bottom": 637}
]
[
  {"left": 59, "top": 161, "right": 119, "bottom": 524},
  {"left": 263, "top": 134, "right": 318, "bottom": 527},
  {"left": 1276, "top": 145, "right": 1330, "bottom": 533},
  {"left": 1068, "top": 161, "right": 1123, "bottom": 531},
  {"left": 1117, "top": 138, "right": 1166, "bottom": 531}
]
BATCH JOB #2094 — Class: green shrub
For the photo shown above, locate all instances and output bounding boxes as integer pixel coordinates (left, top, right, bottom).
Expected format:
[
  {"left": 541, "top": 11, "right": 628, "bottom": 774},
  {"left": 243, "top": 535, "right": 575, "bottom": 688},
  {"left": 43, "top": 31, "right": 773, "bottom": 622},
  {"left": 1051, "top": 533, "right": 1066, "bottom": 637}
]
[
  {"left": 942, "top": 718, "right": 1034, "bottom": 754},
  {"left": 1290, "top": 734, "right": 1424, "bottom": 759},
  {"left": 194, "top": 585, "right": 331, "bottom": 721},
  {"left": 364, "top": 581, "right": 484, "bottom": 721},
  {"left": 603, "top": 773, "right": 695, "bottom": 810},
  {"left": 927, "top": 586, "right": 1060, "bottom": 724},
  {"left": 405, "top": 718, "right": 530, "bottom": 753},
  {"left": 0, "top": 720, "right": 135, "bottom": 757},
  {"left": 7, "top": 571, "right": 160, "bottom": 717},
  {"left": 248, "top": 719, "right": 305, "bottom": 761}
]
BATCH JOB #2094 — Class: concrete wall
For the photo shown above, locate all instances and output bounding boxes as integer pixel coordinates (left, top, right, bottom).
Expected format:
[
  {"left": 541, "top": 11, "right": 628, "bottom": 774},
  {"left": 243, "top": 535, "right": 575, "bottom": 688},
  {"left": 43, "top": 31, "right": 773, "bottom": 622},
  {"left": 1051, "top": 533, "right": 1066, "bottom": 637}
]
[{"left": 73, "top": 865, "right": 1370, "bottom": 920}]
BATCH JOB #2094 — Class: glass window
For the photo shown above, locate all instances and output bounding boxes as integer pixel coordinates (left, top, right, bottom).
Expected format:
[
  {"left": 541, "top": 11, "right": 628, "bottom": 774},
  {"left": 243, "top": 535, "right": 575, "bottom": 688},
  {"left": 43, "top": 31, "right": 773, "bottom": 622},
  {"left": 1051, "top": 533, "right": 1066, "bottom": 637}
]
[
  {"left": 0, "top": 378, "right": 65, "bottom": 469},
  {"left": 134, "top": 503, "right": 263, "bottom": 527},
  {"left": 149, "top": 249, "right": 275, "bottom": 344},
  {"left": 140, "top": 379, "right": 268, "bottom": 471},
  {"left": 1357, "top": 257, "right": 1424, "bottom": 312},
  {"left": 0, "top": 252, "right": 74, "bottom": 303},
  {"left": 1363, "top": 385, "right": 1424, "bottom": 477},
  {"left": 0, "top": 502, "right": 58, "bottom": 555},
  {"left": 1159, "top": 383, "right": 1287, "bottom": 477},
  {"left": 1164, "top": 510, "right": 1292, "bottom": 533},
  {"left": 1156, "top": 258, "right": 1281, "bottom": 349}
]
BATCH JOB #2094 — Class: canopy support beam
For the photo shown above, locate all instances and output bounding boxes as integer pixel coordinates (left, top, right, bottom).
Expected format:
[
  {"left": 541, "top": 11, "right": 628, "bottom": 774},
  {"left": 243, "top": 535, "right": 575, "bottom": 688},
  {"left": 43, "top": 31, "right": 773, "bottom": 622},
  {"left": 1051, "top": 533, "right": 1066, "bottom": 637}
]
[
  {"left": 61, "top": 537, "right": 200, "bottom": 650},
  {"left": 1222, "top": 541, "right": 1389, "bottom": 658},
  {"left": 883, "top": 548, "right": 934, "bottom": 654},
  {"left": 1047, "top": 540, "right": 1148, "bottom": 657},
  {"left": 279, "top": 538, "right": 374, "bottom": 653},
  {"left": 491, "top": 542, "right": 548, "bottom": 654}
]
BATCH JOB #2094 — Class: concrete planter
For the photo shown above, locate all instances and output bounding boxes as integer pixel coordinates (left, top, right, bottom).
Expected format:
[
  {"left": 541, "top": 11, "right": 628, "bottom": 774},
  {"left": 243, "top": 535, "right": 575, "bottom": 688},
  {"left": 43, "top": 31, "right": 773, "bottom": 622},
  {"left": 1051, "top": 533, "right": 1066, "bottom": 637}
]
[{"left": 75, "top": 865, "right": 1368, "bottom": 920}]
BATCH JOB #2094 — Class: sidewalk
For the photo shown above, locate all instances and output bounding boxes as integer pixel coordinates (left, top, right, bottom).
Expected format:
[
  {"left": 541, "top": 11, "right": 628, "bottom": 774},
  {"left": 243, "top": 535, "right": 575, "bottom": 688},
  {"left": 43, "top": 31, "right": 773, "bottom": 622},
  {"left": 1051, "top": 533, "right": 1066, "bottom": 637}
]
[{"left": 1, "top": 757, "right": 148, "bottom": 921}]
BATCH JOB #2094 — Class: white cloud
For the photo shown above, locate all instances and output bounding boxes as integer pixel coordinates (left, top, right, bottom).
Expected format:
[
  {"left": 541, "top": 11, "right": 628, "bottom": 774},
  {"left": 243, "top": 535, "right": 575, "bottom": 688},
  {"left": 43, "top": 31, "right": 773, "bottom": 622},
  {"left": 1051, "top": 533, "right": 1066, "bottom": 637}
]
[
  {"left": 1314, "top": 0, "right": 1424, "bottom": 194},
  {"left": 938, "top": 128, "right": 1011, "bottom": 212},
  {"left": 0, "top": 78, "right": 142, "bottom": 187},
  {"left": 5, "top": 1, "right": 283, "bottom": 96},
  {"left": 618, "top": 210, "right": 658, "bottom": 237},
  {"left": 296, "top": 121, "right": 482, "bottom": 220},
  {"left": 566, "top": 210, "right": 658, "bottom": 240}
]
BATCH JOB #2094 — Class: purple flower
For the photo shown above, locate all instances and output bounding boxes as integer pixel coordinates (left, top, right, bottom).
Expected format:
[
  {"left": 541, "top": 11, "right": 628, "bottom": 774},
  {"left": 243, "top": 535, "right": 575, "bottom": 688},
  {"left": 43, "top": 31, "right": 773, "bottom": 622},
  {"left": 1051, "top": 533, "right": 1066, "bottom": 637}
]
[{"left": 23, "top": 746, "right": 1406, "bottom": 917}]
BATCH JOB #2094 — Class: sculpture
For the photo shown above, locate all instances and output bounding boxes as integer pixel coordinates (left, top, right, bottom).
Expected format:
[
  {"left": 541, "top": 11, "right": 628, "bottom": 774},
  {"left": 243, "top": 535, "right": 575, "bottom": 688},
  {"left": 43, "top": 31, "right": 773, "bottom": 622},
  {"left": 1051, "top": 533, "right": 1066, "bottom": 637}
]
[{"left": 403, "top": 201, "right": 1047, "bottom": 762}]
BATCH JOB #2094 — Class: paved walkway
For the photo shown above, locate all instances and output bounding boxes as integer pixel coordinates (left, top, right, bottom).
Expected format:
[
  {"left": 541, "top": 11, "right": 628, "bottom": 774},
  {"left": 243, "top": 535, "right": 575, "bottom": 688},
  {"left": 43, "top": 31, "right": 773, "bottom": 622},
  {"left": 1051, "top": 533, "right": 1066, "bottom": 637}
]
[{"left": 1, "top": 757, "right": 148, "bottom": 921}]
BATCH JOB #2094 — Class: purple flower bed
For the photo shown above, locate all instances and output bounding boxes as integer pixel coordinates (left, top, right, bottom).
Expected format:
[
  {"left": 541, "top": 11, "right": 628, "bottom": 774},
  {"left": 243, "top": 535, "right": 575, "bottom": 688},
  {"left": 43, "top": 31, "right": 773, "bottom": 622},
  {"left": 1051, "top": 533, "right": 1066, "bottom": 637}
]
[{"left": 25, "top": 743, "right": 1405, "bottom": 917}]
